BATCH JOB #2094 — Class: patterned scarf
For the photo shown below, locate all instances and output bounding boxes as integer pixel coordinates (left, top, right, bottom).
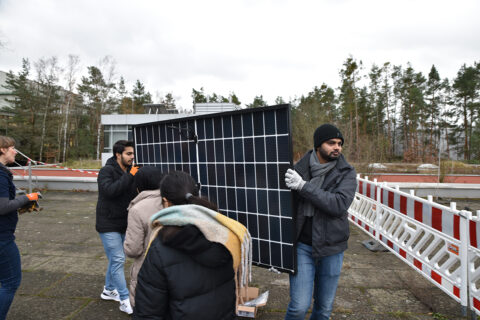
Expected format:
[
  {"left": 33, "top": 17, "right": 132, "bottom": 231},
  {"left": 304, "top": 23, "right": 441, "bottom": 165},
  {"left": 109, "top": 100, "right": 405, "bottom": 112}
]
[
  {"left": 146, "top": 204, "right": 252, "bottom": 303},
  {"left": 303, "top": 150, "right": 337, "bottom": 217}
]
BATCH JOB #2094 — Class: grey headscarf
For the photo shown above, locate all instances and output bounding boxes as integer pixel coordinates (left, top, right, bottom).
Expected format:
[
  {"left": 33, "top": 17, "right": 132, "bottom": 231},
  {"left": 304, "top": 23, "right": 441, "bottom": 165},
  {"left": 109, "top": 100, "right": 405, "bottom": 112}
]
[{"left": 303, "top": 149, "right": 337, "bottom": 217}]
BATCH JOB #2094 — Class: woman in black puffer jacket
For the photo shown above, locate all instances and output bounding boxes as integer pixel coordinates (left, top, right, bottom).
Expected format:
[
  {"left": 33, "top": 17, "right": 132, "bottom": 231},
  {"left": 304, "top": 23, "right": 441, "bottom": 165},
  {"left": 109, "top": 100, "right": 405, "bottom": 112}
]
[{"left": 133, "top": 171, "right": 236, "bottom": 320}]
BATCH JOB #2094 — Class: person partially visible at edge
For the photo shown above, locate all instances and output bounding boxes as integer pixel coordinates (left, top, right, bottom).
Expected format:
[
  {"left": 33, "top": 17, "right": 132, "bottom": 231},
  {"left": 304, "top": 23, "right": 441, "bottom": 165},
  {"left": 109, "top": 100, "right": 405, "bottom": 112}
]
[
  {"left": 0, "top": 136, "right": 41, "bottom": 320},
  {"left": 124, "top": 166, "right": 164, "bottom": 307},
  {"left": 95, "top": 140, "right": 138, "bottom": 315},
  {"left": 284, "top": 124, "right": 357, "bottom": 320},
  {"left": 133, "top": 171, "right": 252, "bottom": 320}
]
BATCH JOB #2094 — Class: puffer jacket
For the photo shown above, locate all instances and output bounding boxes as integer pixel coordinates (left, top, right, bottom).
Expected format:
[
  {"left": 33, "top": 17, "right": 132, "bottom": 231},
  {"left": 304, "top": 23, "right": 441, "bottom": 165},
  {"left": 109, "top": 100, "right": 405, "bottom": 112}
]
[
  {"left": 95, "top": 156, "right": 137, "bottom": 233},
  {"left": 294, "top": 150, "right": 357, "bottom": 258},
  {"left": 0, "top": 163, "right": 29, "bottom": 240},
  {"left": 124, "top": 189, "right": 163, "bottom": 306},
  {"left": 133, "top": 224, "right": 236, "bottom": 320}
]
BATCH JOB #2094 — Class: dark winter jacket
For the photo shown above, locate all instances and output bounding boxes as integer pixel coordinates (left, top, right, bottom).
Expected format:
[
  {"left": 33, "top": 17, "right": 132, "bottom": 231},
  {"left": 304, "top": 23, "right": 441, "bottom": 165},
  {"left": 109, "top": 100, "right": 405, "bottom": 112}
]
[
  {"left": 95, "top": 157, "right": 137, "bottom": 233},
  {"left": 133, "top": 224, "right": 236, "bottom": 320},
  {"left": 0, "top": 163, "right": 29, "bottom": 240},
  {"left": 294, "top": 151, "right": 357, "bottom": 258}
]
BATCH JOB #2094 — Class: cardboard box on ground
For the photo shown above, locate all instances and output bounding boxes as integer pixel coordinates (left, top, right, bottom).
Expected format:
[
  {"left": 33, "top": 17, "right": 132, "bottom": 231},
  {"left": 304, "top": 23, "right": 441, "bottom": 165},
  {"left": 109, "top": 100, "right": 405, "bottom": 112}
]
[{"left": 236, "top": 287, "right": 269, "bottom": 318}]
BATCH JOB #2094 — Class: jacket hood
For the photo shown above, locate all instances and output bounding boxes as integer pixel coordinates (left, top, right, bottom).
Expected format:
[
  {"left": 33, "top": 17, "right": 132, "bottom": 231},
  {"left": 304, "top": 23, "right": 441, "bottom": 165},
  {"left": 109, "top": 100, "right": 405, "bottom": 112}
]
[
  {"left": 160, "top": 224, "right": 232, "bottom": 268},
  {"left": 105, "top": 156, "right": 119, "bottom": 167},
  {"left": 127, "top": 189, "right": 161, "bottom": 210}
]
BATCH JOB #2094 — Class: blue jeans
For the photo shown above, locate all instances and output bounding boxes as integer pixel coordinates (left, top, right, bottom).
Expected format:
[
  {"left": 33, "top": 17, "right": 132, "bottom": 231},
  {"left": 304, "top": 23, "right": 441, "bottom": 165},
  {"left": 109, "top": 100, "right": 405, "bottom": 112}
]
[
  {"left": 99, "top": 232, "right": 129, "bottom": 301},
  {"left": 0, "top": 240, "right": 22, "bottom": 320},
  {"left": 285, "top": 242, "right": 344, "bottom": 320}
]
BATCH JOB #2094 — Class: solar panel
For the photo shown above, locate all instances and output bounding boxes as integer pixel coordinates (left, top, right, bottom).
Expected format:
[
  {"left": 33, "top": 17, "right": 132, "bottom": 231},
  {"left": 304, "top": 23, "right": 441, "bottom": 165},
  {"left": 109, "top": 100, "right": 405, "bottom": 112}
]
[{"left": 133, "top": 104, "right": 295, "bottom": 273}]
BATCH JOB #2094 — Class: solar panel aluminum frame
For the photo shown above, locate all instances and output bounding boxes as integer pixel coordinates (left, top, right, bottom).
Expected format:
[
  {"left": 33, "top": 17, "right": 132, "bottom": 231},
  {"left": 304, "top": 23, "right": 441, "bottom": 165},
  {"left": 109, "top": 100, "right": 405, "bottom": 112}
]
[{"left": 132, "top": 104, "right": 296, "bottom": 273}]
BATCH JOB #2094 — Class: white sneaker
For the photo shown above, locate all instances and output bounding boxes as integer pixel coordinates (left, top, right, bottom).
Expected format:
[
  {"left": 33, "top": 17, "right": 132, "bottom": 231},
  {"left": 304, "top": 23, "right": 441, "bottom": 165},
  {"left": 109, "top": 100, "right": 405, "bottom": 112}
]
[
  {"left": 119, "top": 298, "right": 133, "bottom": 315},
  {"left": 100, "top": 286, "right": 120, "bottom": 302}
]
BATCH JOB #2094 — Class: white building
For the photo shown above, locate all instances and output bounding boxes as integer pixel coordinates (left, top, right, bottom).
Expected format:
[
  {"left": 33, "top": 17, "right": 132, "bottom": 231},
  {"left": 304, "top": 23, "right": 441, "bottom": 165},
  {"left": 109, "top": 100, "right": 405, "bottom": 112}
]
[
  {"left": 101, "top": 103, "right": 238, "bottom": 165},
  {"left": 0, "top": 71, "right": 14, "bottom": 110}
]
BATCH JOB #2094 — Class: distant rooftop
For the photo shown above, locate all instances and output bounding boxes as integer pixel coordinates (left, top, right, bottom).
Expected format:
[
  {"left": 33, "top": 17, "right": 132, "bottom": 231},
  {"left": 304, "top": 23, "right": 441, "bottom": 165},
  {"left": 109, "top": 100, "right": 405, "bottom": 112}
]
[
  {"left": 193, "top": 102, "right": 238, "bottom": 115},
  {"left": 143, "top": 104, "right": 178, "bottom": 114}
]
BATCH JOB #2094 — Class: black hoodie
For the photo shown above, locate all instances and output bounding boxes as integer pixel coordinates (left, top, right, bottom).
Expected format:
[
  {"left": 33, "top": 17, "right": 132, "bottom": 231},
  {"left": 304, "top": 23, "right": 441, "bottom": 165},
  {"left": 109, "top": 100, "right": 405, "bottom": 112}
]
[{"left": 134, "top": 224, "right": 236, "bottom": 320}]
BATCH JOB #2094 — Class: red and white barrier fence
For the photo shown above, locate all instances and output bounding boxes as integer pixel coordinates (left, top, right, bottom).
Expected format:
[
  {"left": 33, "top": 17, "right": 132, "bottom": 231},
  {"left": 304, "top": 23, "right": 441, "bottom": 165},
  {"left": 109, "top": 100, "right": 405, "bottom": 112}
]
[
  {"left": 13, "top": 148, "right": 99, "bottom": 177},
  {"left": 468, "top": 215, "right": 480, "bottom": 314},
  {"left": 349, "top": 175, "right": 479, "bottom": 315}
]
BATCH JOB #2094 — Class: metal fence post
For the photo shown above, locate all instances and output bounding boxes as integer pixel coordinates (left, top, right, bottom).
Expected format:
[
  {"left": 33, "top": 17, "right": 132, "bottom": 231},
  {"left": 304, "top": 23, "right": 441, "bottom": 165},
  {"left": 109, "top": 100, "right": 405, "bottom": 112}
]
[{"left": 28, "top": 160, "right": 32, "bottom": 193}]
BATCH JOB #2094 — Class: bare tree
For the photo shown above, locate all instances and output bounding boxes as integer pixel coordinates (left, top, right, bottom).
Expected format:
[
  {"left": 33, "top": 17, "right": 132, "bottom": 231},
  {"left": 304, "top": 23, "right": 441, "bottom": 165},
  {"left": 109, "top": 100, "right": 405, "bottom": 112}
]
[
  {"left": 34, "top": 56, "right": 62, "bottom": 162},
  {"left": 61, "top": 55, "right": 80, "bottom": 162},
  {"left": 96, "top": 56, "right": 117, "bottom": 160},
  {"left": 77, "top": 56, "right": 118, "bottom": 160}
]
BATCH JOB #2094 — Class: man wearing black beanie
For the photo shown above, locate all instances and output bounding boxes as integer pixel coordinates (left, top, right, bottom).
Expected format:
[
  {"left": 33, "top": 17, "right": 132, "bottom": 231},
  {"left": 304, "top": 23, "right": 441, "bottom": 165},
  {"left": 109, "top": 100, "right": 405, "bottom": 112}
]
[{"left": 284, "top": 124, "right": 356, "bottom": 320}]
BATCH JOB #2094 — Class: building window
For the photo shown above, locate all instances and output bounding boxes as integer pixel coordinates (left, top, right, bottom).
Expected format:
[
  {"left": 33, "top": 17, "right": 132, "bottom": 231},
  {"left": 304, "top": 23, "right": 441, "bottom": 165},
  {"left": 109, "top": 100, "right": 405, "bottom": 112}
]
[{"left": 103, "top": 125, "right": 132, "bottom": 153}]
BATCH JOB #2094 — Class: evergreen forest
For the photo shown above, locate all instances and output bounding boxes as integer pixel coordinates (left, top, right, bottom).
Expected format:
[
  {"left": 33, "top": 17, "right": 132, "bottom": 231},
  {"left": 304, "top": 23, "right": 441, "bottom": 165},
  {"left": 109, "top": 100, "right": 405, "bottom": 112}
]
[{"left": 1, "top": 55, "right": 479, "bottom": 165}]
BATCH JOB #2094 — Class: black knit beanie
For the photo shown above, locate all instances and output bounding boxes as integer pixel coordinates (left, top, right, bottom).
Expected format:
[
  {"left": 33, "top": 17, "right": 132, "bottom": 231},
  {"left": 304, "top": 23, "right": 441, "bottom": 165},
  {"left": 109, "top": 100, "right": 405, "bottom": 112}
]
[{"left": 313, "top": 124, "right": 344, "bottom": 149}]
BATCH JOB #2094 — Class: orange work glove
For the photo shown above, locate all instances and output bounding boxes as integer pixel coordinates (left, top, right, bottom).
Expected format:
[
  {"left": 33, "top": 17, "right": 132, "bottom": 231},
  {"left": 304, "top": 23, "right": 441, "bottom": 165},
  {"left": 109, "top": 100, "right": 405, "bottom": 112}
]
[
  {"left": 129, "top": 166, "right": 139, "bottom": 176},
  {"left": 26, "top": 192, "right": 41, "bottom": 201}
]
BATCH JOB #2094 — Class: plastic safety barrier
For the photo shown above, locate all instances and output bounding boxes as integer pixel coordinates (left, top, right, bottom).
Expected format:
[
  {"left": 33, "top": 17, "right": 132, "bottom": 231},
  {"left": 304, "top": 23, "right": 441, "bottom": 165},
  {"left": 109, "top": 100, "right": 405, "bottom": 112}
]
[
  {"left": 349, "top": 175, "right": 473, "bottom": 313},
  {"left": 468, "top": 215, "right": 480, "bottom": 314}
]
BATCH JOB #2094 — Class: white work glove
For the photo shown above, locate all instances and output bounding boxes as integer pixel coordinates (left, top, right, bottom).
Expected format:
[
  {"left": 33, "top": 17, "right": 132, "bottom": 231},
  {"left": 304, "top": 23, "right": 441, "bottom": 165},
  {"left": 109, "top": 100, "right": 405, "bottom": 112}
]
[{"left": 285, "top": 169, "right": 306, "bottom": 191}]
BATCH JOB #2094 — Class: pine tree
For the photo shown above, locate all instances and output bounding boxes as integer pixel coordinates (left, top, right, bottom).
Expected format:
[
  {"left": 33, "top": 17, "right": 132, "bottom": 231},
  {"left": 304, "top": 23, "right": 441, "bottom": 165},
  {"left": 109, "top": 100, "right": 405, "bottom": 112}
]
[
  {"left": 246, "top": 95, "right": 267, "bottom": 108},
  {"left": 229, "top": 92, "right": 241, "bottom": 105},
  {"left": 452, "top": 64, "right": 480, "bottom": 160},
  {"left": 132, "top": 80, "right": 153, "bottom": 113},
  {"left": 366, "top": 63, "right": 394, "bottom": 161},
  {"left": 192, "top": 87, "right": 208, "bottom": 103},
  {"left": 392, "top": 64, "right": 426, "bottom": 161},
  {"left": 2, "top": 59, "right": 42, "bottom": 159},
  {"left": 116, "top": 76, "right": 134, "bottom": 114},
  {"left": 292, "top": 84, "right": 336, "bottom": 156},
  {"left": 208, "top": 93, "right": 219, "bottom": 103},
  {"left": 423, "top": 65, "right": 448, "bottom": 162},
  {"left": 379, "top": 63, "right": 396, "bottom": 158},
  {"left": 338, "top": 56, "right": 362, "bottom": 161},
  {"left": 77, "top": 65, "right": 117, "bottom": 160},
  {"left": 162, "top": 93, "right": 176, "bottom": 109}
]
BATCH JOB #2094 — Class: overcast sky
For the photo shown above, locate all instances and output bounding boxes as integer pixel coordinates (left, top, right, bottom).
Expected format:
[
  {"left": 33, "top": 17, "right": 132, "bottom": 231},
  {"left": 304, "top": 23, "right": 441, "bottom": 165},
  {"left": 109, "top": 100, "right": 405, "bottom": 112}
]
[{"left": 0, "top": 0, "right": 479, "bottom": 109}]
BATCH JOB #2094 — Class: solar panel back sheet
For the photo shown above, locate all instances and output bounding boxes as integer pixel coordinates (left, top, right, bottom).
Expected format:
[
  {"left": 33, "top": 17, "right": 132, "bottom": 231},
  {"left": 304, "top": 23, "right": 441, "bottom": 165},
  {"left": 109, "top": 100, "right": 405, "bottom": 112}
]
[{"left": 133, "top": 104, "right": 295, "bottom": 273}]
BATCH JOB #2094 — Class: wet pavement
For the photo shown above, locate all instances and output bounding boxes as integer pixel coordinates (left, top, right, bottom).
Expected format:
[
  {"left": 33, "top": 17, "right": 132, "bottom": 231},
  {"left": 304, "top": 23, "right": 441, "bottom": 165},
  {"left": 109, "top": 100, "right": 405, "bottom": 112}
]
[{"left": 6, "top": 191, "right": 475, "bottom": 319}]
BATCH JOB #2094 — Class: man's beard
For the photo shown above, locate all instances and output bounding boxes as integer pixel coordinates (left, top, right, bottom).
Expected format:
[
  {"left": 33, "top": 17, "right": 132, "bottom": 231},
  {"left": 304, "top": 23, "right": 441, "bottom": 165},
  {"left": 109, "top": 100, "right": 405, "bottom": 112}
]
[
  {"left": 121, "top": 156, "right": 133, "bottom": 167},
  {"left": 319, "top": 148, "right": 339, "bottom": 162}
]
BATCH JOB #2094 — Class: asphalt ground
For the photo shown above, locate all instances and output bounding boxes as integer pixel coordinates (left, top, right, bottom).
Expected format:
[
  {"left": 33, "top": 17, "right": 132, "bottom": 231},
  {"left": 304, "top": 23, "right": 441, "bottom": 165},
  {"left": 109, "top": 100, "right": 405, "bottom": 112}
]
[{"left": 6, "top": 191, "right": 477, "bottom": 320}]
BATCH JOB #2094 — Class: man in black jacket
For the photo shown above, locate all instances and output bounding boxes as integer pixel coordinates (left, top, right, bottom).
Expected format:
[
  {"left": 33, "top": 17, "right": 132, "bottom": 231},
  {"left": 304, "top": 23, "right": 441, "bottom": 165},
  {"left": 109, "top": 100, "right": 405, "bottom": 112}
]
[
  {"left": 96, "top": 140, "right": 138, "bottom": 315},
  {"left": 284, "top": 124, "right": 357, "bottom": 320}
]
